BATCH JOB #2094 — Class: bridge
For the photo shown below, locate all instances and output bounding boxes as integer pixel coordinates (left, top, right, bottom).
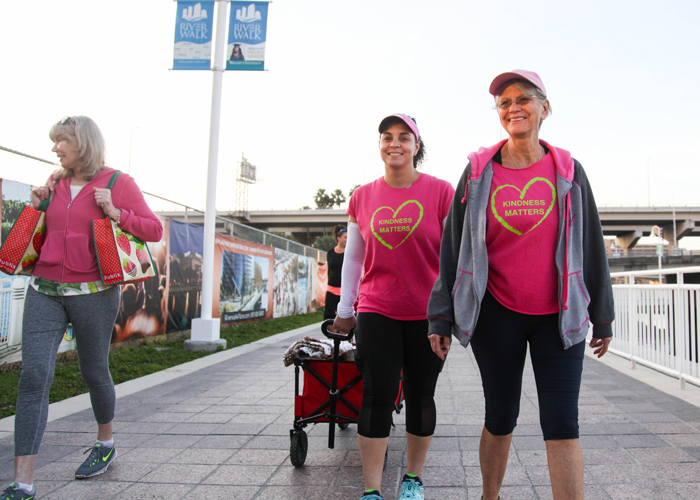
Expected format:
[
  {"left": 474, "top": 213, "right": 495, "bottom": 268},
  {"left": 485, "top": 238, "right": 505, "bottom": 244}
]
[{"left": 156, "top": 205, "right": 700, "bottom": 248}]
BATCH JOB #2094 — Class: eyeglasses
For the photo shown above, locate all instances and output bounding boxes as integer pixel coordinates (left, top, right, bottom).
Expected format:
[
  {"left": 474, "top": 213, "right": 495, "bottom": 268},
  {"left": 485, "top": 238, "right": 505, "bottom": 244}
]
[
  {"left": 60, "top": 116, "right": 74, "bottom": 125},
  {"left": 495, "top": 96, "right": 536, "bottom": 111}
]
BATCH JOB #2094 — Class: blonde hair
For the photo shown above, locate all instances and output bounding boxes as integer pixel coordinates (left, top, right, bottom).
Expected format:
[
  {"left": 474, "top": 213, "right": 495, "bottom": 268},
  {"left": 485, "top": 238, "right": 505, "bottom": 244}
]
[{"left": 49, "top": 116, "right": 106, "bottom": 180}]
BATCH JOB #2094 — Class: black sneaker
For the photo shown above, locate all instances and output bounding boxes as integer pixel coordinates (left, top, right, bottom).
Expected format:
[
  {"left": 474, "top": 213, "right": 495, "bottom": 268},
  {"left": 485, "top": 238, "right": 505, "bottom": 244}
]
[
  {"left": 0, "top": 483, "right": 35, "bottom": 500},
  {"left": 75, "top": 443, "right": 118, "bottom": 479}
]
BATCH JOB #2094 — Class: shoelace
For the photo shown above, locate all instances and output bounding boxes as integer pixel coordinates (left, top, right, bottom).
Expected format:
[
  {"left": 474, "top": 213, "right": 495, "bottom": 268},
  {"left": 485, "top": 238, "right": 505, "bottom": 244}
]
[
  {"left": 400, "top": 481, "right": 422, "bottom": 498},
  {"left": 82, "top": 445, "right": 101, "bottom": 466}
]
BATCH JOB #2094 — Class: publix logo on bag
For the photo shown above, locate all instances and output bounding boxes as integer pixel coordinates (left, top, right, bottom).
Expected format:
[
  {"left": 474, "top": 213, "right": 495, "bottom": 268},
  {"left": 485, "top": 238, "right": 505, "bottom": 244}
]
[{"left": 104, "top": 272, "right": 121, "bottom": 281}]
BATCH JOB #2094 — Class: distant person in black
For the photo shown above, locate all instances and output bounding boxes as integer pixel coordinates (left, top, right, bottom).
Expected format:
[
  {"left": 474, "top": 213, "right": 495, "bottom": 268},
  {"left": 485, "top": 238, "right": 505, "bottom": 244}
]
[{"left": 324, "top": 225, "right": 347, "bottom": 319}]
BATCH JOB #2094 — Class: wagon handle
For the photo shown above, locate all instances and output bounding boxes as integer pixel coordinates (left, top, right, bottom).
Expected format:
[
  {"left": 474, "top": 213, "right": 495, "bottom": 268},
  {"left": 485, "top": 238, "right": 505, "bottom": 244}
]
[{"left": 321, "top": 319, "right": 355, "bottom": 343}]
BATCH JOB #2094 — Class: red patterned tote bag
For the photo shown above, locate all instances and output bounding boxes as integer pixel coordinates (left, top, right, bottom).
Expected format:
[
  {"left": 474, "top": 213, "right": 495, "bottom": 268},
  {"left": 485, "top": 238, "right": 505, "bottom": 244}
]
[
  {"left": 0, "top": 197, "right": 49, "bottom": 275},
  {"left": 92, "top": 173, "right": 156, "bottom": 286}
]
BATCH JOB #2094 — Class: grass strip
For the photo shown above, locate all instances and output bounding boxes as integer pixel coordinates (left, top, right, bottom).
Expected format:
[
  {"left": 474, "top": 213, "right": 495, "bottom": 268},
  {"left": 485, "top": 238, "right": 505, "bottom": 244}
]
[{"left": 0, "top": 312, "right": 323, "bottom": 420}]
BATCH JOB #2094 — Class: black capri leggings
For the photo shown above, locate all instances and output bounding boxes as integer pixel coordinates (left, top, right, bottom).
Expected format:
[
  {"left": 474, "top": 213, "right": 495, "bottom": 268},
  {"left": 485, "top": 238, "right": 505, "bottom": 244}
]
[
  {"left": 469, "top": 291, "right": 585, "bottom": 441},
  {"left": 354, "top": 313, "right": 444, "bottom": 439}
]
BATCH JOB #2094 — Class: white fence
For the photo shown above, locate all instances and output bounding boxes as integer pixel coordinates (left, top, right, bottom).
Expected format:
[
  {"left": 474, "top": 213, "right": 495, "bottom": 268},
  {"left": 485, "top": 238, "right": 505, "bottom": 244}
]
[
  {"left": 610, "top": 266, "right": 700, "bottom": 389},
  {"left": 0, "top": 277, "right": 27, "bottom": 351}
]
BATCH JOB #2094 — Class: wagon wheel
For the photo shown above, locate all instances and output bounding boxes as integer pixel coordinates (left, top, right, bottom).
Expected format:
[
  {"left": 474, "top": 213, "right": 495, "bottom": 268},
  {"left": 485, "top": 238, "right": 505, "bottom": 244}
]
[
  {"left": 290, "top": 430, "right": 308, "bottom": 467},
  {"left": 338, "top": 422, "right": 350, "bottom": 430}
]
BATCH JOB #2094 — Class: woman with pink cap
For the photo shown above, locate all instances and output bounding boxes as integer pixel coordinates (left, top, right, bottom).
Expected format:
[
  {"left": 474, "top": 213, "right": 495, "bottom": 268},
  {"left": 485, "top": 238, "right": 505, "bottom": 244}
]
[
  {"left": 332, "top": 114, "right": 454, "bottom": 500},
  {"left": 427, "top": 71, "right": 614, "bottom": 500}
]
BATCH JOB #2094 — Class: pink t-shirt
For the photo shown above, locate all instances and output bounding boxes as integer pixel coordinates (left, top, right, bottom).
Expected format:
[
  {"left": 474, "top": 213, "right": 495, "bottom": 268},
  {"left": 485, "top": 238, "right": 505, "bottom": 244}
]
[
  {"left": 348, "top": 173, "right": 454, "bottom": 320},
  {"left": 486, "top": 152, "right": 560, "bottom": 314}
]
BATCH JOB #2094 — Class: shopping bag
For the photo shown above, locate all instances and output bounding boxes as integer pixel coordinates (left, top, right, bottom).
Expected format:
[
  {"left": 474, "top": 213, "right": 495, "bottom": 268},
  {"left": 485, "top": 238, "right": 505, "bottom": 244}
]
[
  {"left": 92, "top": 172, "right": 156, "bottom": 286},
  {"left": 0, "top": 198, "right": 49, "bottom": 275}
]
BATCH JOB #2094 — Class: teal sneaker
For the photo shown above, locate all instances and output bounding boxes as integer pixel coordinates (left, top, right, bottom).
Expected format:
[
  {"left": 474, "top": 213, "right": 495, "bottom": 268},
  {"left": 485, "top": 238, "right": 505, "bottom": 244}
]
[
  {"left": 360, "top": 490, "right": 384, "bottom": 500},
  {"left": 75, "top": 443, "right": 118, "bottom": 479},
  {"left": 398, "top": 474, "right": 424, "bottom": 499},
  {"left": 0, "top": 483, "right": 35, "bottom": 500}
]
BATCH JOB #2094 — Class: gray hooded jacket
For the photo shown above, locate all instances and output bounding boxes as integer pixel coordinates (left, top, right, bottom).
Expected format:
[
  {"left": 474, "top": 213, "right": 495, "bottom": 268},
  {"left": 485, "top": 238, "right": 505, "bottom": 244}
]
[{"left": 427, "top": 140, "right": 614, "bottom": 349}]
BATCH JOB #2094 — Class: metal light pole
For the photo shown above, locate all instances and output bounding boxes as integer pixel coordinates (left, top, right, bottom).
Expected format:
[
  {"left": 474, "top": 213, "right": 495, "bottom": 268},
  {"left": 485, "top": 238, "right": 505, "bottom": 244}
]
[
  {"left": 186, "top": 0, "right": 228, "bottom": 352},
  {"left": 647, "top": 156, "right": 651, "bottom": 206}
]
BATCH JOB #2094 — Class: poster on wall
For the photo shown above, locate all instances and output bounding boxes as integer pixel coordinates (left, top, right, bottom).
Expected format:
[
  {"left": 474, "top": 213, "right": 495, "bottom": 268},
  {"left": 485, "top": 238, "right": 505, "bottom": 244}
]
[
  {"left": 316, "top": 262, "right": 327, "bottom": 311},
  {"left": 214, "top": 233, "right": 274, "bottom": 323},
  {"left": 226, "top": 1, "right": 269, "bottom": 71},
  {"left": 173, "top": 1, "right": 215, "bottom": 70},
  {"left": 111, "top": 220, "right": 169, "bottom": 343},
  {"left": 167, "top": 220, "right": 203, "bottom": 332},
  {"left": 273, "top": 248, "right": 298, "bottom": 318}
]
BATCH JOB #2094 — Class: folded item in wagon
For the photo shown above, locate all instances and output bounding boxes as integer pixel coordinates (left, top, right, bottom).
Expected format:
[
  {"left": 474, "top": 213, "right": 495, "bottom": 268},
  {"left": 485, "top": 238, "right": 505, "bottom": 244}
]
[{"left": 282, "top": 336, "right": 355, "bottom": 367}]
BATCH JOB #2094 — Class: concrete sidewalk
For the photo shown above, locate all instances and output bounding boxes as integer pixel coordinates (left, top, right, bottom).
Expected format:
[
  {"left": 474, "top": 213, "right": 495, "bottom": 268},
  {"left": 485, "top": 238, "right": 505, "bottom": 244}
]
[{"left": 1, "top": 322, "right": 699, "bottom": 499}]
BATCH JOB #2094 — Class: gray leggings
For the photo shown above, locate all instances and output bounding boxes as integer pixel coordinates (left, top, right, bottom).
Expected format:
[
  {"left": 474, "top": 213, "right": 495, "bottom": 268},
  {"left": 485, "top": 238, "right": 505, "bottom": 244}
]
[{"left": 15, "top": 286, "right": 120, "bottom": 456}]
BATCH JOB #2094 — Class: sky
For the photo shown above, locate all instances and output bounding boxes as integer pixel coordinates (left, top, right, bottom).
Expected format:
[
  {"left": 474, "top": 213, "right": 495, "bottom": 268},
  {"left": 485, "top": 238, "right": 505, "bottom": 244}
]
[{"left": 1, "top": 1, "right": 699, "bottom": 243}]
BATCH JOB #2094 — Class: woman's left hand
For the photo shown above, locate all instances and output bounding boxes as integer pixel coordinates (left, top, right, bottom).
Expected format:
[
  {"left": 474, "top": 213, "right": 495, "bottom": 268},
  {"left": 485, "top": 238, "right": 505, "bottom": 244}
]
[
  {"left": 93, "top": 187, "right": 121, "bottom": 221},
  {"left": 589, "top": 337, "right": 611, "bottom": 358}
]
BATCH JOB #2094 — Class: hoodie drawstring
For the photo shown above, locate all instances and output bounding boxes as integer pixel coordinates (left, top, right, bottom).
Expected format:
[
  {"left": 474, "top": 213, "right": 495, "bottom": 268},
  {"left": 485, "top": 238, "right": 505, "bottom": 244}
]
[
  {"left": 461, "top": 172, "right": 471, "bottom": 204},
  {"left": 561, "top": 192, "right": 571, "bottom": 311}
]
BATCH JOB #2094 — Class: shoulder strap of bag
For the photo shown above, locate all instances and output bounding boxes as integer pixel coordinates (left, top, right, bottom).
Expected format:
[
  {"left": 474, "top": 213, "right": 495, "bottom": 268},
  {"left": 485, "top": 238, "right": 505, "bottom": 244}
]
[
  {"left": 102, "top": 172, "right": 121, "bottom": 219},
  {"left": 105, "top": 171, "right": 121, "bottom": 190},
  {"left": 36, "top": 177, "right": 58, "bottom": 212},
  {"left": 37, "top": 197, "right": 50, "bottom": 212}
]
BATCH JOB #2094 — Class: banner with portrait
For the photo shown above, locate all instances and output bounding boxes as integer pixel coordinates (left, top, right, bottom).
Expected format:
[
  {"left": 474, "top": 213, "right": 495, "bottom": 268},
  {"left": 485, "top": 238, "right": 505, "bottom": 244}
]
[
  {"left": 226, "top": 1, "right": 269, "bottom": 71},
  {"left": 173, "top": 1, "right": 215, "bottom": 70}
]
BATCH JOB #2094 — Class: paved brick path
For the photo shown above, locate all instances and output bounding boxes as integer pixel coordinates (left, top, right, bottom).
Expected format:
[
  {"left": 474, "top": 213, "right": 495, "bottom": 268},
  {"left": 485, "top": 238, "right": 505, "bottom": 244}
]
[{"left": 1, "top": 323, "right": 699, "bottom": 499}]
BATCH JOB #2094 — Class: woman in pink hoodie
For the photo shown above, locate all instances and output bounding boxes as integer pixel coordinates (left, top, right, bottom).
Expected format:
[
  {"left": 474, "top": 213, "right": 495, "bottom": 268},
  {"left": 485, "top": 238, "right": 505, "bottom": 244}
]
[{"left": 1, "top": 116, "right": 162, "bottom": 500}]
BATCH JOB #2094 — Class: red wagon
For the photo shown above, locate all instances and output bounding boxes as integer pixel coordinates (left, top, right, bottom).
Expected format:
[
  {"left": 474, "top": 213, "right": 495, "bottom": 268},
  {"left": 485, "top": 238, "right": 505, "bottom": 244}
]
[{"left": 289, "top": 320, "right": 403, "bottom": 467}]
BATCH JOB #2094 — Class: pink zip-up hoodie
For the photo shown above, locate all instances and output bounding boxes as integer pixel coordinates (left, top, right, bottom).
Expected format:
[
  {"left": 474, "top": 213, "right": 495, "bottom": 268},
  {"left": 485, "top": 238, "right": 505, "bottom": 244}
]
[{"left": 33, "top": 168, "right": 163, "bottom": 283}]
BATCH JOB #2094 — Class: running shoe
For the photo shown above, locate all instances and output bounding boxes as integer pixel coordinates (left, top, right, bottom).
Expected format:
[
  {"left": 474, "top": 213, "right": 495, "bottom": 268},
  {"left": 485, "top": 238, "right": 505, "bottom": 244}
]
[
  {"left": 75, "top": 443, "right": 118, "bottom": 479},
  {"left": 360, "top": 490, "right": 384, "bottom": 500},
  {"left": 398, "top": 474, "right": 424, "bottom": 499},
  {"left": 0, "top": 483, "right": 35, "bottom": 500}
]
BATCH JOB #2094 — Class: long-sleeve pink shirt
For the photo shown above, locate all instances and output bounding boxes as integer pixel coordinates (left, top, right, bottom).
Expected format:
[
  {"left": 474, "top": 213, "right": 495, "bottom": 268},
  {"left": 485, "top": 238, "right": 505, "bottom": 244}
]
[{"left": 33, "top": 168, "right": 163, "bottom": 283}]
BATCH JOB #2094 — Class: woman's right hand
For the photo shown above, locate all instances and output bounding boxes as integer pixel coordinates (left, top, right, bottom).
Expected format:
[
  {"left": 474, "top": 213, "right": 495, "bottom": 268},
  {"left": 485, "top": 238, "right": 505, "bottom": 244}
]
[
  {"left": 331, "top": 315, "right": 357, "bottom": 335},
  {"left": 429, "top": 334, "right": 451, "bottom": 360},
  {"left": 31, "top": 179, "right": 55, "bottom": 209}
]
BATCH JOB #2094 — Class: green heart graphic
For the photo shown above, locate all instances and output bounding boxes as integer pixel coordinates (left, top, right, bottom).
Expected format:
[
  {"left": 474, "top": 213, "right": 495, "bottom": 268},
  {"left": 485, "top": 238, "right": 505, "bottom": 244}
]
[
  {"left": 490, "top": 177, "right": 555, "bottom": 236},
  {"left": 370, "top": 200, "right": 424, "bottom": 249}
]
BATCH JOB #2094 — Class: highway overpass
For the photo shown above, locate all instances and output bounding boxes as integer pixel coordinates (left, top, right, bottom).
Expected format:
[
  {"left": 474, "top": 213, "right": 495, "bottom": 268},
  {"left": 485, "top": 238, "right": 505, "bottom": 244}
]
[{"left": 156, "top": 206, "right": 700, "bottom": 249}]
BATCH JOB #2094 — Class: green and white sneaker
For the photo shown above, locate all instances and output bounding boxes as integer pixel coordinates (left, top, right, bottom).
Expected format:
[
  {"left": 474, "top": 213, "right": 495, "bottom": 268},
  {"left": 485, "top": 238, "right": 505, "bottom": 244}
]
[
  {"left": 398, "top": 474, "right": 424, "bottom": 499},
  {"left": 75, "top": 443, "right": 118, "bottom": 479},
  {"left": 0, "top": 483, "right": 35, "bottom": 500}
]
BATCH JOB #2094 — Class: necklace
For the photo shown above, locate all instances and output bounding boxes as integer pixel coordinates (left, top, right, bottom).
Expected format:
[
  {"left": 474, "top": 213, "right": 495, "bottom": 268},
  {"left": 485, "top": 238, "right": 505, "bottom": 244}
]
[
  {"left": 386, "top": 170, "right": 418, "bottom": 188},
  {"left": 507, "top": 145, "right": 543, "bottom": 170},
  {"left": 406, "top": 170, "right": 418, "bottom": 189}
]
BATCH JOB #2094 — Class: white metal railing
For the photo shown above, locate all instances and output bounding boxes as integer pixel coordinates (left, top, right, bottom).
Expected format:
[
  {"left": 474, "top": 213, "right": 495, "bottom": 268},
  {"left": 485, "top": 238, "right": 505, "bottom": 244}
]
[
  {"left": 0, "top": 277, "right": 28, "bottom": 351},
  {"left": 609, "top": 266, "right": 700, "bottom": 389},
  {"left": 0, "top": 278, "right": 12, "bottom": 348}
]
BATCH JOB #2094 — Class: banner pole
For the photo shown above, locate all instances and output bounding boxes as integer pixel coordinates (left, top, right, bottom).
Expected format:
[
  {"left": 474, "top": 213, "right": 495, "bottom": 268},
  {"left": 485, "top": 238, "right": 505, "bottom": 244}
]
[{"left": 187, "top": 0, "right": 228, "bottom": 352}]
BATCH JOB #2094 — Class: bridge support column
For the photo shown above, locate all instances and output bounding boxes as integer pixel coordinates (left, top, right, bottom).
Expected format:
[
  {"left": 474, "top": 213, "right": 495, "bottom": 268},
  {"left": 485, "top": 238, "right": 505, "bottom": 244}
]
[
  {"left": 615, "top": 230, "right": 642, "bottom": 250},
  {"left": 661, "top": 220, "right": 696, "bottom": 245}
]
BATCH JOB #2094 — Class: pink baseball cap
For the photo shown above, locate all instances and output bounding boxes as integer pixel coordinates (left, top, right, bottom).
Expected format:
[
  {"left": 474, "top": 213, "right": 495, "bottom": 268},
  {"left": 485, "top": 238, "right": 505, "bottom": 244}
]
[
  {"left": 489, "top": 70, "right": 546, "bottom": 96},
  {"left": 378, "top": 113, "right": 420, "bottom": 140}
]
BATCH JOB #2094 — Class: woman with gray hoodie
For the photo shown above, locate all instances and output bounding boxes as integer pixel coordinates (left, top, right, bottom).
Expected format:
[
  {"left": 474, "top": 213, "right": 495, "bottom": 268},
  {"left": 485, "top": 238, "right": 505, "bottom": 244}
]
[{"left": 427, "top": 70, "right": 614, "bottom": 500}]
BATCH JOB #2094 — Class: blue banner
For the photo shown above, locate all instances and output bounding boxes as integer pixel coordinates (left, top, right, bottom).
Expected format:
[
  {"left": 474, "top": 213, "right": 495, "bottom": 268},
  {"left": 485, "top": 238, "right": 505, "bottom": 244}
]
[
  {"left": 173, "top": 1, "right": 215, "bottom": 70},
  {"left": 226, "top": 2, "right": 269, "bottom": 71}
]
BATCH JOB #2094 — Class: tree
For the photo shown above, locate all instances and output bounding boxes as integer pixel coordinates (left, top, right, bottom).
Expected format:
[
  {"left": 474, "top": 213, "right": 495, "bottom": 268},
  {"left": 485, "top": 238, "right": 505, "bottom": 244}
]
[
  {"left": 313, "top": 189, "right": 335, "bottom": 209},
  {"left": 332, "top": 189, "right": 346, "bottom": 208},
  {"left": 348, "top": 184, "right": 360, "bottom": 198},
  {"left": 313, "top": 234, "right": 336, "bottom": 252}
]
